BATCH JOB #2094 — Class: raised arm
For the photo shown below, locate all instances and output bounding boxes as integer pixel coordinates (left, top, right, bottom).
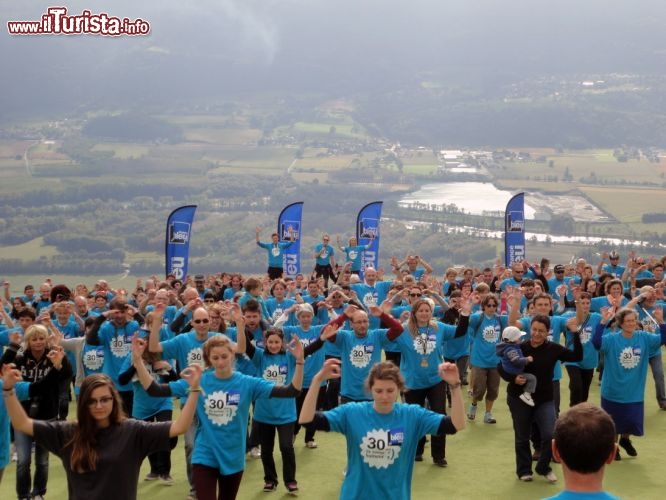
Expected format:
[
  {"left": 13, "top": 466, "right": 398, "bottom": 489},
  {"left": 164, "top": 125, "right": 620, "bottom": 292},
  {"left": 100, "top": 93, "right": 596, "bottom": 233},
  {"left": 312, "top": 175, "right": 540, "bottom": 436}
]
[
  {"left": 418, "top": 256, "right": 434, "bottom": 274},
  {"left": 2, "top": 364, "right": 33, "bottom": 436},
  {"left": 285, "top": 335, "right": 305, "bottom": 391},
  {"left": 438, "top": 362, "right": 465, "bottom": 431},
  {"left": 168, "top": 364, "right": 202, "bottom": 437},
  {"left": 148, "top": 303, "right": 165, "bottom": 353},
  {"left": 299, "top": 358, "right": 340, "bottom": 424}
]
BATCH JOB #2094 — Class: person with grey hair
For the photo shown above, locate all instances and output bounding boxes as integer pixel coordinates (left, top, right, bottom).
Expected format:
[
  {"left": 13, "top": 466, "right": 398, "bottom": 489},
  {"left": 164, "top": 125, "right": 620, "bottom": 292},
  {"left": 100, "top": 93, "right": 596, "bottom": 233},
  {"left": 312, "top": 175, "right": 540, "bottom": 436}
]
[{"left": 593, "top": 306, "right": 666, "bottom": 460}]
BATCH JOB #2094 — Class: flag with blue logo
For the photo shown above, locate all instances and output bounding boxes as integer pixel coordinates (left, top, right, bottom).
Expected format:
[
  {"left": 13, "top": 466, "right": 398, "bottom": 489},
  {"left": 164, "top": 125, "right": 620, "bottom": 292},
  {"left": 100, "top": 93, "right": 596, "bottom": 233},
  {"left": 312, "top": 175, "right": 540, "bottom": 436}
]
[
  {"left": 278, "top": 202, "right": 303, "bottom": 277},
  {"left": 356, "top": 201, "right": 382, "bottom": 279},
  {"left": 165, "top": 205, "right": 197, "bottom": 280},
  {"left": 504, "top": 193, "right": 525, "bottom": 267}
]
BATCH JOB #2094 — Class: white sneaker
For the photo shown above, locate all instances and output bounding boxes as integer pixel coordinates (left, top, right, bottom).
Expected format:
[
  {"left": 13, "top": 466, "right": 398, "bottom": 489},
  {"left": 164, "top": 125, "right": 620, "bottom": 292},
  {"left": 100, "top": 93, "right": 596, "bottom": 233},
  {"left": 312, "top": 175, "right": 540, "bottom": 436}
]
[
  {"left": 305, "top": 440, "right": 317, "bottom": 449},
  {"left": 544, "top": 471, "right": 557, "bottom": 483},
  {"left": 519, "top": 392, "right": 535, "bottom": 407},
  {"left": 250, "top": 446, "right": 261, "bottom": 459},
  {"left": 519, "top": 474, "right": 533, "bottom": 482}
]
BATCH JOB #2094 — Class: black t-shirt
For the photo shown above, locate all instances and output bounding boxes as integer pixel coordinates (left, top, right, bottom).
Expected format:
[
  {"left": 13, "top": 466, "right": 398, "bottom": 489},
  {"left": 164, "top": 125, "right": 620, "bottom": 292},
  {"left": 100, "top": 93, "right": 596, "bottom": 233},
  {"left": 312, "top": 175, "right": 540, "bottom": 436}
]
[
  {"left": 34, "top": 419, "right": 171, "bottom": 500},
  {"left": 500, "top": 335, "right": 582, "bottom": 405}
]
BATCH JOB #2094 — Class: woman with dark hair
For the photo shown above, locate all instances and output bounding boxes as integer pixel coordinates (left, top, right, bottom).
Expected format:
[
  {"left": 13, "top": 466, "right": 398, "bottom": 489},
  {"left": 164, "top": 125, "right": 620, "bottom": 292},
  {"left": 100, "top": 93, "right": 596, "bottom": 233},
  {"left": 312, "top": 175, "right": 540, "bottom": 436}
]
[
  {"left": 591, "top": 279, "right": 628, "bottom": 314},
  {"left": 1, "top": 356, "right": 201, "bottom": 500},
  {"left": 499, "top": 314, "right": 582, "bottom": 484},
  {"left": 299, "top": 359, "right": 465, "bottom": 499},
  {"left": 9, "top": 297, "right": 26, "bottom": 320}
]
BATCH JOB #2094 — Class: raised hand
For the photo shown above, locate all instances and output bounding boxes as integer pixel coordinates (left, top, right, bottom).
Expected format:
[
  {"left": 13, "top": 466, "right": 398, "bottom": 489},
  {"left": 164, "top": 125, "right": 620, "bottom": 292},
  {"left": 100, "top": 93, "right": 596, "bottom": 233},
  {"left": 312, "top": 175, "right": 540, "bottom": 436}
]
[
  {"left": 180, "top": 363, "right": 203, "bottom": 390},
  {"left": 1, "top": 363, "right": 21, "bottom": 389},
  {"left": 317, "top": 358, "right": 341, "bottom": 381},
  {"left": 320, "top": 323, "right": 339, "bottom": 341},
  {"left": 46, "top": 346, "right": 65, "bottom": 369},
  {"left": 131, "top": 332, "right": 146, "bottom": 362},
  {"left": 438, "top": 361, "right": 461, "bottom": 385},
  {"left": 600, "top": 306, "right": 614, "bottom": 324},
  {"left": 286, "top": 334, "right": 304, "bottom": 361}
]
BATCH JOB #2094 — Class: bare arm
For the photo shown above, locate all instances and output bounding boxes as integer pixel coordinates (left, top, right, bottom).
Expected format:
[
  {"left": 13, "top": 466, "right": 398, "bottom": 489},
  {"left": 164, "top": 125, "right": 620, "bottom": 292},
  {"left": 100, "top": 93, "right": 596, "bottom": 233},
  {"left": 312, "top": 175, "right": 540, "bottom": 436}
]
[
  {"left": 439, "top": 362, "right": 465, "bottom": 431},
  {"left": 148, "top": 303, "right": 165, "bottom": 353},
  {"left": 2, "top": 365, "right": 33, "bottom": 435},
  {"left": 168, "top": 364, "right": 202, "bottom": 438},
  {"left": 299, "top": 358, "right": 339, "bottom": 424}
]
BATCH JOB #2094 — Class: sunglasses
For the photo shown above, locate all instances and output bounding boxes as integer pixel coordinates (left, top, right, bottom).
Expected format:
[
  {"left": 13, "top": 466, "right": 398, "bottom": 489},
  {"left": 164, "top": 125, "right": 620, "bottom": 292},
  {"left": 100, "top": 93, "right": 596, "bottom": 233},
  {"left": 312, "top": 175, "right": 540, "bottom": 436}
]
[
  {"left": 485, "top": 303, "right": 498, "bottom": 308},
  {"left": 409, "top": 293, "right": 421, "bottom": 297},
  {"left": 204, "top": 299, "right": 215, "bottom": 303},
  {"left": 193, "top": 318, "right": 210, "bottom": 324},
  {"left": 87, "top": 396, "right": 114, "bottom": 407}
]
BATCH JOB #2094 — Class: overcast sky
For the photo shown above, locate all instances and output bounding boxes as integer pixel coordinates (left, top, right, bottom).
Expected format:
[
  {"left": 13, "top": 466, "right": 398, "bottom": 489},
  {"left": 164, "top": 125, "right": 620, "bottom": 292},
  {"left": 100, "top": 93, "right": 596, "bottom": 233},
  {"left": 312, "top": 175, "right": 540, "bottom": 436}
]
[{"left": 2, "top": 1, "right": 665, "bottom": 115}]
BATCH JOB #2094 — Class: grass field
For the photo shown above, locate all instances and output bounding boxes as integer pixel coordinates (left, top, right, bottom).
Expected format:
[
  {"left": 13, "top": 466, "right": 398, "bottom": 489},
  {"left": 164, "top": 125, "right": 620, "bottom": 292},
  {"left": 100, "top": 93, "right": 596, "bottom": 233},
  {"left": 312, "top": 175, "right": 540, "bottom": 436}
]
[
  {"left": 91, "top": 143, "right": 151, "bottom": 159},
  {"left": 494, "top": 150, "right": 665, "bottom": 187},
  {"left": 1, "top": 368, "right": 665, "bottom": 499},
  {"left": 580, "top": 186, "right": 666, "bottom": 224},
  {"left": 184, "top": 128, "right": 262, "bottom": 145}
]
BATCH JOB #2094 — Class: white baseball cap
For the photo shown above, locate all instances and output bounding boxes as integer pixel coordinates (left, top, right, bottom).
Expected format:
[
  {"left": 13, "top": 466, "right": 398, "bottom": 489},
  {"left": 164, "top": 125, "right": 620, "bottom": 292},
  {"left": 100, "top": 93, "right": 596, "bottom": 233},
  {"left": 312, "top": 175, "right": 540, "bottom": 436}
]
[{"left": 502, "top": 326, "right": 526, "bottom": 342}]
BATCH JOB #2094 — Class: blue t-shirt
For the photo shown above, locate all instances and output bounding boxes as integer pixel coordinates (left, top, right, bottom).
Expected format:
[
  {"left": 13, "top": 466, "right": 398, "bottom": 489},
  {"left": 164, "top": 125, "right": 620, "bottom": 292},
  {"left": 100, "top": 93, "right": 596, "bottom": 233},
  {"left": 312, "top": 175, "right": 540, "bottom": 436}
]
[
  {"left": 250, "top": 348, "right": 297, "bottom": 425},
  {"left": 97, "top": 319, "right": 140, "bottom": 391},
  {"left": 543, "top": 490, "right": 620, "bottom": 500},
  {"left": 596, "top": 328, "right": 664, "bottom": 403},
  {"left": 0, "top": 381, "right": 30, "bottom": 469},
  {"left": 468, "top": 313, "right": 508, "bottom": 368},
  {"left": 340, "top": 244, "right": 370, "bottom": 271},
  {"left": 283, "top": 325, "right": 326, "bottom": 388},
  {"left": 257, "top": 240, "right": 293, "bottom": 268},
  {"left": 590, "top": 296, "right": 628, "bottom": 313},
  {"left": 392, "top": 322, "right": 457, "bottom": 390},
  {"left": 238, "top": 293, "right": 270, "bottom": 321},
  {"left": 601, "top": 263, "right": 625, "bottom": 279},
  {"left": 170, "top": 370, "right": 274, "bottom": 475},
  {"left": 332, "top": 328, "right": 393, "bottom": 401},
  {"left": 314, "top": 243, "right": 335, "bottom": 265},
  {"left": 325, "top": 402, "right": 451, "bottom": 500},
  {"left": 120, "top": 356, "right": 173, "bottom": 420},
  {"left": 564, "top": 313, "right": 601, "bottom": 370},
  {"left": 160, "top": 331, "right": 220, "bottom": 402},
  {"left": 351, "top": 281, "right": 392, "bottom": 329},
  {"left": 265, "top": 297, "right": 296, "bottom": 325}
]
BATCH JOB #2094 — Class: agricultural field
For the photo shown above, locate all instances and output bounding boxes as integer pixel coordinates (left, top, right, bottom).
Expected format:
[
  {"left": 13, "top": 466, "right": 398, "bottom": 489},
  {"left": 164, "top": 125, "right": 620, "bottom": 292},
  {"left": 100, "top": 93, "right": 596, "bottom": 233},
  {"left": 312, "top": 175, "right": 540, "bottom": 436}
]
[
  {"left": 495, "top": 149, "right": 665, "bottom": 186},
  {"left": 91, "top": 142, "right": 151, "bottom": 159},
  {"left": 580, "top": 185, "right": 666, "bottom": 234}
]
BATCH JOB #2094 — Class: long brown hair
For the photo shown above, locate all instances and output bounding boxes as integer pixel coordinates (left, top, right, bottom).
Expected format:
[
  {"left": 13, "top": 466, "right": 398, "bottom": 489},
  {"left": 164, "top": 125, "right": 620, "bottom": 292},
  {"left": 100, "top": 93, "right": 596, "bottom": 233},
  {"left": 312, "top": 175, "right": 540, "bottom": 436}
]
[
  {"left": 68, "top": 374, "right": 126, "bottom": 473},
  {"left": 406, "top": 298, "right": 437, "bottom": 337}
]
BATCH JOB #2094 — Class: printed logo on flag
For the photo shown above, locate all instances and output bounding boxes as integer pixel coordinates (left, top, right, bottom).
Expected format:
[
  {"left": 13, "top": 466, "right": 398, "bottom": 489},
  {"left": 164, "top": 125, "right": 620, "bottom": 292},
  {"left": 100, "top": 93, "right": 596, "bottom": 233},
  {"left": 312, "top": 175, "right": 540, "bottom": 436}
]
[
  {"left": 359, "top": 218, "right": 379, "bottom": 238},
  {"left": 507, "top": 211, "right": 524, "bottom": 232},
  {"left": 280, "top": 221, "right": 300, "bottom": 241},
  {"left": 169, "top": 221, "right": 191, "bottom": 244}
]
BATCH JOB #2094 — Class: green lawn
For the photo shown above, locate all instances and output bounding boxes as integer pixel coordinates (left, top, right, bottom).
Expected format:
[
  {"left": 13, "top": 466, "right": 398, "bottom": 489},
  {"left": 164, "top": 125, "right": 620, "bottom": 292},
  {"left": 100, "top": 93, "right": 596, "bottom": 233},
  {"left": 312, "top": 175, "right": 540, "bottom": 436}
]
[{"left": 1, "top": 367, "right": 665, "bottom": 499}]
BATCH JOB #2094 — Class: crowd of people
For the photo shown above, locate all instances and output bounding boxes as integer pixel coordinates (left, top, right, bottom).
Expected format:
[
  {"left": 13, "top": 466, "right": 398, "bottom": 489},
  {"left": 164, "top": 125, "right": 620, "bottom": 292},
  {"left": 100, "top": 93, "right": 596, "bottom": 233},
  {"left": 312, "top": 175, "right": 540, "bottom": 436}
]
[{"left": 0, "top": 240, "right": 665, "bottom": 499}]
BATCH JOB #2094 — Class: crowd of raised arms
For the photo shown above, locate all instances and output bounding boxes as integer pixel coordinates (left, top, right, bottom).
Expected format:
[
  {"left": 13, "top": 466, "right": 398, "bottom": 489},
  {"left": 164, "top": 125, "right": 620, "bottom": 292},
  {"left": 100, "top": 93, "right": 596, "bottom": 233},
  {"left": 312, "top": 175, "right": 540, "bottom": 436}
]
[{"left": 0, "top": 237, "right": 665, "bottom": 500}]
